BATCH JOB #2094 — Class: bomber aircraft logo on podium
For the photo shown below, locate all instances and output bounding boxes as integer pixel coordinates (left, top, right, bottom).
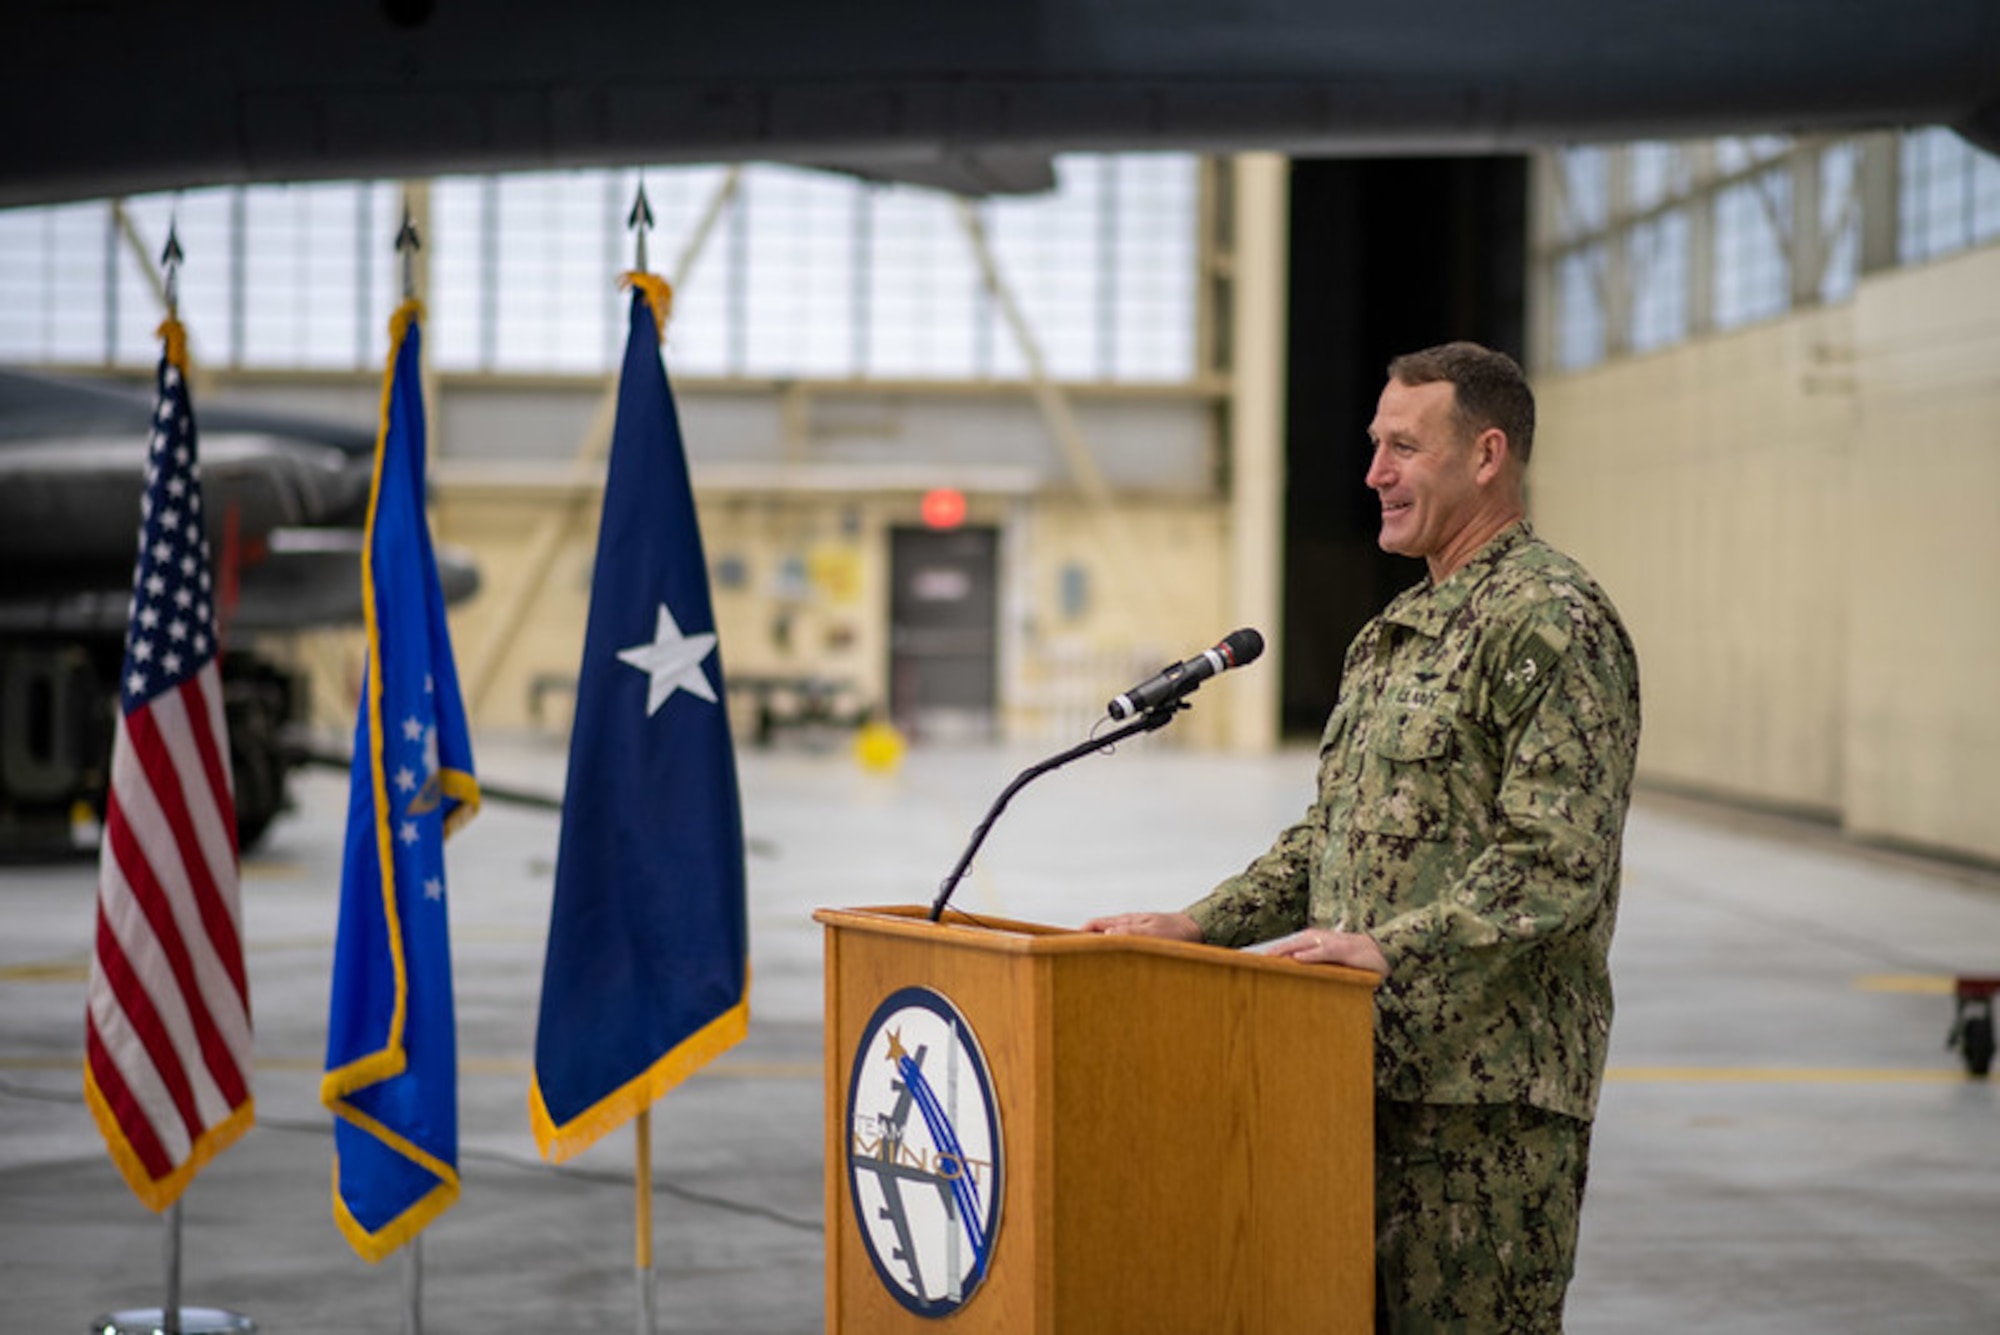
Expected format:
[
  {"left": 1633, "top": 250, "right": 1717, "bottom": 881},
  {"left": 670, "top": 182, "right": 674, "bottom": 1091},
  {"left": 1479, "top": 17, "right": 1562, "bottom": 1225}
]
[{"left": 846, "top": 986, "right": 1004, "bottom": 1317}]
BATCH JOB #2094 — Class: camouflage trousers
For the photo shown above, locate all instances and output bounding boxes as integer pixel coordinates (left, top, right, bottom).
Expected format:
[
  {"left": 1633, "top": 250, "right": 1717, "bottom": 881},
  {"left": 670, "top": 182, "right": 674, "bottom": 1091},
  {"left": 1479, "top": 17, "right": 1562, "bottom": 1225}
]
[{"left": 1374, "top": 1099, "right": 1592, "bottom": 1334}]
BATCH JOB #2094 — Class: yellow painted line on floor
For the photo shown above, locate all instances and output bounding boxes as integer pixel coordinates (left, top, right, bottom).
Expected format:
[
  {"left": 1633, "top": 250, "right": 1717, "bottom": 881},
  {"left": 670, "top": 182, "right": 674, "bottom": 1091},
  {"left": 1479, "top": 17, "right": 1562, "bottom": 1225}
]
[
  {"left": 1607, "top": 1066, "right": 1966, "bottom": 1084},
  {"left": 3, "top": 943, "right": 331, "bottom": 977},
  {"left": 244, "top": 935, "right": 336, "bottom": 954},
  {"left": 446, "top": 1057, "right": 822, "bottom": 1081},
  {"left": 695, "top": 1059, "right": 824, "bottom": 1080},
  {"left": 0, "top": 960, "right": 89, "bottom": 983},
  {"left": 3, "top": 1049, "right": 1951, "bottom": 1086},
  {"left": 3, "top": 927, "right": 549, "bottom": 982},
  {"left": 1855, "top": 973, "right": 1956, "bottom": 995},
  {"left": 2, "top": 1053, "right": 819, "bottom": 1080}
]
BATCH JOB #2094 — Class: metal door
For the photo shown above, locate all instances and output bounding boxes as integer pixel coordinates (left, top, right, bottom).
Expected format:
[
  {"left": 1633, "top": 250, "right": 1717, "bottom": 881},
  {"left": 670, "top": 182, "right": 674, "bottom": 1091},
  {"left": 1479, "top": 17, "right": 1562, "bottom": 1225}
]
[{"left": 888, "top": 526, "right": 998, "bottom": 741}]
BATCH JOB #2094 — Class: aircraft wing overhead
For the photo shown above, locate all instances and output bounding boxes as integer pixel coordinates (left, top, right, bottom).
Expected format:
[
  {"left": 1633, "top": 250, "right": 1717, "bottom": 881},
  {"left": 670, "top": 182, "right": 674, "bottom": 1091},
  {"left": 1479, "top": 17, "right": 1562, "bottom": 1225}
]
[
  {"left": 3, "top": 0, "right": 1998, "bottom": 207},
  {"left": 786, "top": 151, "right": 1059, "bottom": 198}
]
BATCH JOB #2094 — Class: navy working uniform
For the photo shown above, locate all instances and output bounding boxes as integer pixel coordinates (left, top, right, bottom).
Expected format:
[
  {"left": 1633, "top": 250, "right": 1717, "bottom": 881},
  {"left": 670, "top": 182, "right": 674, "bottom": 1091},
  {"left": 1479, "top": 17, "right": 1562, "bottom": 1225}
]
[{"left": 1184, "top": 522, "right": 1641, "bottom": 1332}]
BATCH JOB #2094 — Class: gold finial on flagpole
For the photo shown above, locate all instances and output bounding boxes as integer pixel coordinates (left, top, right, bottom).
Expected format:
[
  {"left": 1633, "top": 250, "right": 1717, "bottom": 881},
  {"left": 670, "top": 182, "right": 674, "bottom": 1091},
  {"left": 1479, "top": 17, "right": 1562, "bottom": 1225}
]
[
  {"left": 397, "top": 203, "right": 422, "bottom": 300},
  {"left": 627, "top": 180, "right": 655, "bottom": 276}
]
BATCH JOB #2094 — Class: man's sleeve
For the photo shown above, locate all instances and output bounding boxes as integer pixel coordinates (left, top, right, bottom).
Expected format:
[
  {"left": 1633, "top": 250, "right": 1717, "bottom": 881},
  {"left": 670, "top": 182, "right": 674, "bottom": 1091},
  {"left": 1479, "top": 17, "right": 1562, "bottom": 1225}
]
[{"left": 1367, "top": 598, "right": 1641, "bottom": 976}]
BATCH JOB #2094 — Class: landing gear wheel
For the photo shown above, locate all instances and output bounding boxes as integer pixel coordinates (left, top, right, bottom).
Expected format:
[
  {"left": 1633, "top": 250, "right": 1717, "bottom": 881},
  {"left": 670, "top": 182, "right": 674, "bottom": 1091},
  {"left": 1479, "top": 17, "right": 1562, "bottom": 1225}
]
[
  {"left": 1949, "top": 987, "right": 1996, "bottom": 1080},
  {"left": 1962, "top": 1012, "right": 1994, "bottom": 1079}
]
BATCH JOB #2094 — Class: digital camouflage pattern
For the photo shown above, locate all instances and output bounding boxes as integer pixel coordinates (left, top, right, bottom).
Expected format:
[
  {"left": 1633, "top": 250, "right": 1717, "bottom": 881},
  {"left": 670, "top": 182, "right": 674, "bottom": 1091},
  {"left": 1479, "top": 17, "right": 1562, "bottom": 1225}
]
[
  {"left": 1374, "top": 1099, "right": 1590, "bottom": 1333},
  {"left": 1184, "top": 521, "right": 1642, "bottom": 1123}
]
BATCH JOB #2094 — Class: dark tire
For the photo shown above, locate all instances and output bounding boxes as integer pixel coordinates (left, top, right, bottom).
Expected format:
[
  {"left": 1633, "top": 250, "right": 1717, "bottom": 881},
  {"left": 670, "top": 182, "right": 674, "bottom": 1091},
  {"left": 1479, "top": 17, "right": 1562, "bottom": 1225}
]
[
  {"left": 1964, "top": 1012, "right": 1995, "bottom": 1079},
  {"left": 224, "top": 678, "right": 288, "bottom": 854},
  {"left": 229, "top": 719, "right": 284, "bottom": 852}
]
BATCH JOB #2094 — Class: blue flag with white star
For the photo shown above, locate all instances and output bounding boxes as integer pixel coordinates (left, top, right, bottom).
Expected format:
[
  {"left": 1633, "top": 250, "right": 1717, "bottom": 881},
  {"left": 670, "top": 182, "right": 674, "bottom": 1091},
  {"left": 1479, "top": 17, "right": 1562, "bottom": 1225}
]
[
  {"left": 530, "top": 277, "right": 748, "bottom": 1161},
  {"left": 322, "top": 300, "right": 479, "bottom": 1261}
]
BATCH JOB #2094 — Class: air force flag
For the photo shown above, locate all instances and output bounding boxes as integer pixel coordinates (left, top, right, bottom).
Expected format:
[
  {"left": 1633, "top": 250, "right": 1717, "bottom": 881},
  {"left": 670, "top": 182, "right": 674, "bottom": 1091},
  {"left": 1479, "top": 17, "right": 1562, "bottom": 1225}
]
[
  {"left": 530, "top": 276, "right": 750, "bottom": 1161},
  {"left": 321, "top": 301, "right": 479, "bottom": 1260}
]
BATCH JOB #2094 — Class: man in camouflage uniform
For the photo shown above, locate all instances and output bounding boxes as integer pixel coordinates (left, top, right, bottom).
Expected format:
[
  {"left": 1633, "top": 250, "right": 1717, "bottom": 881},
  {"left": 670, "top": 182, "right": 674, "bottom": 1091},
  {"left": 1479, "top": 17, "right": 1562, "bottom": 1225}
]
[{"left": 1087, "top": 342, "right": 1641, "bottom": 1332}]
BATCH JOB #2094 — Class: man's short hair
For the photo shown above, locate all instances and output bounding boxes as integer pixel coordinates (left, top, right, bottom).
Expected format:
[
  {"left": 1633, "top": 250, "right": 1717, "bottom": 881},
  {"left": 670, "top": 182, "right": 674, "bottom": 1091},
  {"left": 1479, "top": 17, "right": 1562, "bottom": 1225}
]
[{"left": 1387, "top": 342, "right": 1536, "bottom": 465}]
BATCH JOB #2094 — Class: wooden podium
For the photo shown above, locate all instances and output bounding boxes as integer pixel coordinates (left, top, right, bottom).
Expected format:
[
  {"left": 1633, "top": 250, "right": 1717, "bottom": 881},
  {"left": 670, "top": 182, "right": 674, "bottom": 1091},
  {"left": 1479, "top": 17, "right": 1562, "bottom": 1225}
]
[{"left": 817, "top": 906, "right": 1379, "bottom": 1333}]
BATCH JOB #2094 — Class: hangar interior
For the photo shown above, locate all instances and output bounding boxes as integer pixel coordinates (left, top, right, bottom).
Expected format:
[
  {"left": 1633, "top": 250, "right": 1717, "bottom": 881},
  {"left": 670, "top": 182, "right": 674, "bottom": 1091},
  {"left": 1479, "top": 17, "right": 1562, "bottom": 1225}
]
[{"left": 2, "top": 129, "right": 1997, "bottom": 865}]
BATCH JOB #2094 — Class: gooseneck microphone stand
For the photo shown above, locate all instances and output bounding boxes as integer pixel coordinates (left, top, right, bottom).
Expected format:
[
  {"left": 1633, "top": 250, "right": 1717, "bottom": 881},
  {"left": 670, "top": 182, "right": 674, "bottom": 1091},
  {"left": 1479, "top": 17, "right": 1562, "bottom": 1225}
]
[{"left": 928, "top": 702, "right": 1184, "bottom": 922}]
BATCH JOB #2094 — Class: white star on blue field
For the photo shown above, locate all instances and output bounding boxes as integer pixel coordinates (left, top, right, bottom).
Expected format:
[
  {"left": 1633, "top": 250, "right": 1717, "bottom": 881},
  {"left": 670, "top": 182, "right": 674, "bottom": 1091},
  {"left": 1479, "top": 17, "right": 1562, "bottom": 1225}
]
[{"left": 616, "top": 602, "right": 719, "bottom": 716}]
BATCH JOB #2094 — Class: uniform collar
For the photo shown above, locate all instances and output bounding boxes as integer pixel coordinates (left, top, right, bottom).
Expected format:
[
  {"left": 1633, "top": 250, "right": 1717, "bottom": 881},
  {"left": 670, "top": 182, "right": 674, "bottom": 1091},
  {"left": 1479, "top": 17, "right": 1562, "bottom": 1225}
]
[{"left": 1381, "top": 521, "right": 1535, "bottom": 636}]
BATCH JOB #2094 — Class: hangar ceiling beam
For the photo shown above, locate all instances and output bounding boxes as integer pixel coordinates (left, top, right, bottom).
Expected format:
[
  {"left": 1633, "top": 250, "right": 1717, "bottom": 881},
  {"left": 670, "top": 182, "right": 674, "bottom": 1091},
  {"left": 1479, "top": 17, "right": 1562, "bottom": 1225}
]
[{"left": 953, "top": 197, "right": 1173, "bottom": 640}]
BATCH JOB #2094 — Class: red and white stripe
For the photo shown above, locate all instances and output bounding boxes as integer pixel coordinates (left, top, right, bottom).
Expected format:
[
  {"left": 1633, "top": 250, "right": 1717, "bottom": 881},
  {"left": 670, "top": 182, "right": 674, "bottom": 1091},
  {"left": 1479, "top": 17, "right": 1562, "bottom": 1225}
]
[{"left": 85, "top": 659, "right": 253, "bottom": 1207}]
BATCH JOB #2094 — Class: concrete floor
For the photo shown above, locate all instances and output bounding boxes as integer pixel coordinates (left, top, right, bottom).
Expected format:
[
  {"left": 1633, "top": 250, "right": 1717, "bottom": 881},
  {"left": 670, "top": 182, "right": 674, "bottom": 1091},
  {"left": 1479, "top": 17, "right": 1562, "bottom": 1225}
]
[{"left": 3, "top": 733, "right": 1997, "bottom": 1332}]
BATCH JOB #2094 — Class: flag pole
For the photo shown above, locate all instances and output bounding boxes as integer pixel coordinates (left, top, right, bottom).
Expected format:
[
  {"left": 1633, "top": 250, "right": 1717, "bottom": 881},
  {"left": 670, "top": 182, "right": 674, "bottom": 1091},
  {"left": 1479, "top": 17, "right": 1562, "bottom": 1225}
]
[
  {"left": 154, "top": 238, "right": 184, "bottom": 1327},
  {"left": 625, "top": 182, "right": 661, "bottom": 1335},
  {"left": 146, "top": 222, "right": 191, "bottom": 1335},
  {"left": 398, "top": 203, "right": 427, "bottom": 1335},
  {"left": 164, "top": 1199, "right": 183, "bottom": 1335},
  {"left": 403, "top": 1235, "right": 424, "bottom": 1335},
  {"left": 636, "top": 1109, "right": 656, "bottom": 1335},
  {"left": 398, "top": 198, "right": 421, "bottom": 302}
]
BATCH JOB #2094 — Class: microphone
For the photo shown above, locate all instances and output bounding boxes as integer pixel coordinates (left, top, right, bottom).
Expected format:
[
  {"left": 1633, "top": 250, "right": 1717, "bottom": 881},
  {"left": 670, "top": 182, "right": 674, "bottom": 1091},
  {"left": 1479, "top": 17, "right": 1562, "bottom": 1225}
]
[{"left": 1107, "top": 628, "right": 1264, "bottom": 720}]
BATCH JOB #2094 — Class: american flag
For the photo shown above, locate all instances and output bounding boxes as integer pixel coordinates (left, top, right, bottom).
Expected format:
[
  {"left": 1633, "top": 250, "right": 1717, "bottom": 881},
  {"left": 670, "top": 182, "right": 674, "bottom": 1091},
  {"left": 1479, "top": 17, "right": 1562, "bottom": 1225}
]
[{"left": 83, "top": 325, "right": 255, "bottom": 1211}]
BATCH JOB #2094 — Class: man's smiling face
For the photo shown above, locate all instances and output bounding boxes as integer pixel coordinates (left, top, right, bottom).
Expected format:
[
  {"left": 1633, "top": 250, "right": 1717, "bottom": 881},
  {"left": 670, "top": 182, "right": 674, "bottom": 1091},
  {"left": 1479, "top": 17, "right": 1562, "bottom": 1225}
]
[{"left": 1364, "top": 377, "right": 1484, "bottom": 572}]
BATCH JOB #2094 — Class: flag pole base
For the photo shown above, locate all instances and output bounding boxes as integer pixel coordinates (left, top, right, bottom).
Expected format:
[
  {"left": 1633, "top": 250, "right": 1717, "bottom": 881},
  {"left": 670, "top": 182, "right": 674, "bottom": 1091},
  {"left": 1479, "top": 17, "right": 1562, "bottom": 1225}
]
[{"left": 89, "top": 1308, "right": 256, "bottom": 1334}]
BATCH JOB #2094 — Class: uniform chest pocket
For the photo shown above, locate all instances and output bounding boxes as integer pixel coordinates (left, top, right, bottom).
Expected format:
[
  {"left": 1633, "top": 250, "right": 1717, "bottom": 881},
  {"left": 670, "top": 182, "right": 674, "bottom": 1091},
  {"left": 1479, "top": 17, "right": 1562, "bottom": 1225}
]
[{"left": 1352, "top": 709, "right": 1455, "bottom": 841}]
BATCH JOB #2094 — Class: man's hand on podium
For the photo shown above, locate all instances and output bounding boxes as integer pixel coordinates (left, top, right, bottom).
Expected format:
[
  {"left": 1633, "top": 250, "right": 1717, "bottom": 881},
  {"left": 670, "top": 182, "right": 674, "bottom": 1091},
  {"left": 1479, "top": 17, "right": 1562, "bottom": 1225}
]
[
  {"left": 1081, "top": 915, "right": 1389, "bottom": 977},
  {"left": 1261, "top": 929, "right": 1389, "bottom": 977},
  {"left": 1080, "top": 912, "right": 1204, "bottom": 942}
]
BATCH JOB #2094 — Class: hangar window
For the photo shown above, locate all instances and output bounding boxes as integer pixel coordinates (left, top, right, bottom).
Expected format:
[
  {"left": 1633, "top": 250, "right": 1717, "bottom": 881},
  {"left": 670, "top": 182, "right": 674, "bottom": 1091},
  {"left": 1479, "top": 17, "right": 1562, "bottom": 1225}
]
[
  {"left": 1899, "top": 127, "right": 2000, "bottom": 265},
  {"left": 1628, "top": 210, "right": 1690, "bottom": 352},
  {"left": 1555, "top": 148, "right": 1610, "bottom": 240},
  {"left": 1711, "top": 169, "right": 1791, "bottom": 331},
  {"left": 1627, "top": 142, "right": 1687, "bottom": 214},
  {"left": 0, "top": 202, "right": 104, "bottom": 364},
  {"left": 239, "top": 183, "right": 383, "bottom": 370},
  {"left": 0, "top": 155, "right": 1200, "bottom": 387},
  {"left": 1103, "top": 155, "right": 1200, "bottom": 382},
  {"left": 1537, "top": 129, "right": 1999, "bottom": 371},
  {"left": 1552, "top": 245, "right": 1605, "bottom": 371},
  {"left": 742, "top": 168, "right": 867, "bottom": 380},
  {"left": 1817, "top": 143, "right": 1862, "bottom": 305},
  {"left": 1714, "top": 136, "right": 1790, "bottom": 176}
]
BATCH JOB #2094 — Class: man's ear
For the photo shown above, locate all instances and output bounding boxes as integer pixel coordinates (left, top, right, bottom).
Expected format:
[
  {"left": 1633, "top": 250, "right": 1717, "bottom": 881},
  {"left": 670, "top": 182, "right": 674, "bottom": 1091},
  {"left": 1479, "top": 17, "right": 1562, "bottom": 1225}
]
[{"left": 1474, "top": 426, "right": 1510, "bottom": 483}]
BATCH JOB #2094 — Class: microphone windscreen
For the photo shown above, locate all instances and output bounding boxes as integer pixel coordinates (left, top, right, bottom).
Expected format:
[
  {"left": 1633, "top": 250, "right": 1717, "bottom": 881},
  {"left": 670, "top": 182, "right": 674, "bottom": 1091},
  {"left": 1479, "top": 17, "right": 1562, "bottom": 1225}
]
[{"left": 1222, "top": 627, "right": 1265, "bottom": 666}]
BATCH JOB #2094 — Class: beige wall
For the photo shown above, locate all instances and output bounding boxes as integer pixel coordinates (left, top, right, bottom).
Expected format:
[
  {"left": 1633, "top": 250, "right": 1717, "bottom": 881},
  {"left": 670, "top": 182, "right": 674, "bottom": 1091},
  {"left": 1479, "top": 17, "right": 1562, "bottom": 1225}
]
[
  {"left": 1005, "top": 498, "right": 1233, "bottom": 747},
  {"left": 1533, "top": 242, "right": 2000, "bottom": 863},
  {"left": 333, "top": 478, "right": 1232, "bottom": 752},
  {"left": 1843, "top": 248, "right": 2000, "bottom": 858},
  {"left": 186, "top": 369, "right": 1243, "bottom": 756}
]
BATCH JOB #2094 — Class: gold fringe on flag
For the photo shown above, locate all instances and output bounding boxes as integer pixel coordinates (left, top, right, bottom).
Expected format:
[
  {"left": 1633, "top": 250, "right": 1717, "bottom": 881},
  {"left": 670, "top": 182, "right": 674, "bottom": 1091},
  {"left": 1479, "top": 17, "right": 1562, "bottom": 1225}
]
[
  {"left": 619, "top": 272, "right": 674, "bottom": 340},
  {"left": 387, "top": 298, "right": 424, "bottom": 351},
  {"left": 156, "top": 317, "right": 189, "bottom": 374}
]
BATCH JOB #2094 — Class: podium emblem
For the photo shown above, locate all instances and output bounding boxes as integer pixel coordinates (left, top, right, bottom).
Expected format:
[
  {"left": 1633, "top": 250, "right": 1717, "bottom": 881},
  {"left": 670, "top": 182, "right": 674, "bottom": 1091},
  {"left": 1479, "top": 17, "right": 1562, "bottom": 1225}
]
[{"left": 846, "top": 986, "right": 1005, "bottom": 1316}]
